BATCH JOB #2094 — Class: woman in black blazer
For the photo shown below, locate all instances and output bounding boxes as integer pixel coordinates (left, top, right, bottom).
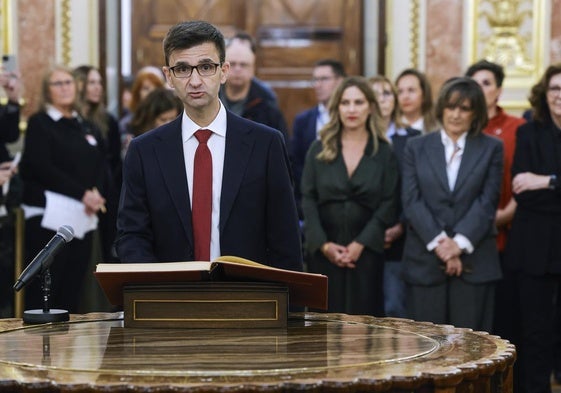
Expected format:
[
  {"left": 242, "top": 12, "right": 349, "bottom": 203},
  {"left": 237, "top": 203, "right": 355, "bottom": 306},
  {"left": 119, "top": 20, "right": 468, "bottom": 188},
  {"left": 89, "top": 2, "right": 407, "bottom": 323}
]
[
  {"left": 20, "top": 65, "right": 107, "bottom": 313},
  {"left": 506, "top": 63, "right": 561, "bottom": 393}
]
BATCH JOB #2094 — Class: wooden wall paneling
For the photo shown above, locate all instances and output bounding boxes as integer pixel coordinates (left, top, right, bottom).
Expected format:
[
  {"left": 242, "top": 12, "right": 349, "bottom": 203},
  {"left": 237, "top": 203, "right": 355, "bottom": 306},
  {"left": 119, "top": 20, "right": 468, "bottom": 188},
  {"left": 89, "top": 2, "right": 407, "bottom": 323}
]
[{"left": 130, "top": 0, "right": 364, "bottom": 134}]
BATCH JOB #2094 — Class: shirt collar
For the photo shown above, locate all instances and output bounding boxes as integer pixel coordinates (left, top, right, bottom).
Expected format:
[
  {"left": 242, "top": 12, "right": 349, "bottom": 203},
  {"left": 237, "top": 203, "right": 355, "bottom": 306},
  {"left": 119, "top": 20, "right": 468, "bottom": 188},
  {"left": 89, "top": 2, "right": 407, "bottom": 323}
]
[
  {"left": 440, "top": 129, "right": 467, "bottom": 149},
  {"left": 46, "top": 105, "right": 79, "bottom": 122},
  {"left": 386, "top": 121, "right": 409, "bottom": 138},
  {"left": 182, "top": 100, "right": 227, "bottom": 142}
]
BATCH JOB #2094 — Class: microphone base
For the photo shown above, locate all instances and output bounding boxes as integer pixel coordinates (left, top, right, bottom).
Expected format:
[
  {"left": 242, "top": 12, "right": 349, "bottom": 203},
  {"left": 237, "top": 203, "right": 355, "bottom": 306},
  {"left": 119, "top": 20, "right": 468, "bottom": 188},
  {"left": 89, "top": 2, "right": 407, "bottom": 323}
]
[{"left": 23, "top": 309, "right": 69, "bottom": 325}]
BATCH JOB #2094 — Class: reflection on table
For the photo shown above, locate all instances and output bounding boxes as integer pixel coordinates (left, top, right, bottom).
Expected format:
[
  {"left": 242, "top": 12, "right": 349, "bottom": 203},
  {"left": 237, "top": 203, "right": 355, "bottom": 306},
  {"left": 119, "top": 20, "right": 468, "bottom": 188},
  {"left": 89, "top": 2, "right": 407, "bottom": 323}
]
[{"left": 0, "top": 312, "right": 515, "bottom": 392}]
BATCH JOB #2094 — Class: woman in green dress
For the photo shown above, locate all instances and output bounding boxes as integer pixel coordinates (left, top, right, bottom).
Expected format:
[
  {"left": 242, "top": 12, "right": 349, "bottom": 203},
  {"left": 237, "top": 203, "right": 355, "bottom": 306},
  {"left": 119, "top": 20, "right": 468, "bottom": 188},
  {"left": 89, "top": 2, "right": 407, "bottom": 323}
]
[{"left": 301, "top": 76, "right": 399, "bottom": 316}]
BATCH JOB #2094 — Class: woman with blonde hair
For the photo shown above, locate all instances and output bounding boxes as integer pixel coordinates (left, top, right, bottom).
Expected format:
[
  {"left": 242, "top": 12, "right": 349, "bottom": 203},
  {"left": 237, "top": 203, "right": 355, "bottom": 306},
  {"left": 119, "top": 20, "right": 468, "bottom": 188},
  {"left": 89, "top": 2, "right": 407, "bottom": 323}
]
[
  {"left": 74, "top": 65, "right": 122, "bottom": 263},
  {"left": 369, "top": 74, "right": 421, "bottom": 317},
  {"left": 301, "top": 76, "right": 399, "bottom": 316},
  {"left": 395, "top": 68, "right": 438, "bottom": 133},
  {"left": 19, "top": 65, "right": 108, "bottom": 313}
]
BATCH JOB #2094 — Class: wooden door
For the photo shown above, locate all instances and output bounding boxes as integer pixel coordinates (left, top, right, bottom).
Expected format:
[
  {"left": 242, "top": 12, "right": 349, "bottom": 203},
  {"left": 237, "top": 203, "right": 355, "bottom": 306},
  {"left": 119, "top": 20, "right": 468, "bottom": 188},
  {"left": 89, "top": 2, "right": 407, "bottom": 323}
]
[{"left": 131, "top": 0, "right": 364, "bottom": 135}]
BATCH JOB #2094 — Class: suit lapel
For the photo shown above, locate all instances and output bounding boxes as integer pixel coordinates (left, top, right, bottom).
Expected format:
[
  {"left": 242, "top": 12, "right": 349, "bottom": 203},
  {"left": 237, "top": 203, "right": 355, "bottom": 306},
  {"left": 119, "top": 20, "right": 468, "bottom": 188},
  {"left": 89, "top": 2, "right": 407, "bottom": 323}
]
[
  {"left": 220, "top": 113, "right": 254, "bottom": 231},
  {"left": 425, "top": 133, "right": 450, "bottom": 193},
  {"left": 153, "top": 117, "right": 193, "bottom": 246},
  {"left": 454, "top": 134, "right": 481, "bottom": 192}
]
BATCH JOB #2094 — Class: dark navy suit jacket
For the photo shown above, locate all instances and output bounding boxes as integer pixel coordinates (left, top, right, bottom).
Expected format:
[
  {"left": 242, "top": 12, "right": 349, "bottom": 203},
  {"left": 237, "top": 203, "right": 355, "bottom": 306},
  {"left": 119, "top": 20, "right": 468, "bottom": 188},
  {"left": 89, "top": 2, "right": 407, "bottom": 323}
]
[
  {"left": 290, "top": 106, "right": 319, "bottom": 213},
  {"left": 116, "top": 112, "right": 303, "bottom": 271}
]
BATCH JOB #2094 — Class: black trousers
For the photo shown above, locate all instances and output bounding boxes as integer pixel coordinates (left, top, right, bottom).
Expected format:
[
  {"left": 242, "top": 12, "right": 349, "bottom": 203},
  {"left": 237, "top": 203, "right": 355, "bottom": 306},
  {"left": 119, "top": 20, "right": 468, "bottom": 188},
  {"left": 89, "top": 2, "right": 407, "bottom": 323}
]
[
  {"left": 23, "top": 216, "right": 93, "bottom": 314},
  {"left": 515, "top": 272, "right": 561, "bottom": 393}
]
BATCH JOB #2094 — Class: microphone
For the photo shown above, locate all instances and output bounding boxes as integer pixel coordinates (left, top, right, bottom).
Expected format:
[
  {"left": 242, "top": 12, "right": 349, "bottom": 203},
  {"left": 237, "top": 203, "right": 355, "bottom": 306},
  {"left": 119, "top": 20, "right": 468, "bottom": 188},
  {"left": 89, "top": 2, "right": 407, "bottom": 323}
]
[{"left": 13, "top": 225, "right": 74, "bottom": 292}]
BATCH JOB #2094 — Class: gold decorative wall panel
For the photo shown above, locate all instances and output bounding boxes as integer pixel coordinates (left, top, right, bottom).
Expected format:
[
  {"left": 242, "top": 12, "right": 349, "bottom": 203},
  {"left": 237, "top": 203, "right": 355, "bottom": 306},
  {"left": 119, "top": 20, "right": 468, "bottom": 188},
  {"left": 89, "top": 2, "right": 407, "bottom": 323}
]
[
  {"left": 61, "top": 0, "right": 71, "bottom": 65},
  {"left": 410, "top": 0, "right": 419, "bottom": 69},
  {"left": 468, "top": 0, "right": 546, "bottom": 89},
  {"left": 1, "top": 0, "right": 14, "bottom": 54}
]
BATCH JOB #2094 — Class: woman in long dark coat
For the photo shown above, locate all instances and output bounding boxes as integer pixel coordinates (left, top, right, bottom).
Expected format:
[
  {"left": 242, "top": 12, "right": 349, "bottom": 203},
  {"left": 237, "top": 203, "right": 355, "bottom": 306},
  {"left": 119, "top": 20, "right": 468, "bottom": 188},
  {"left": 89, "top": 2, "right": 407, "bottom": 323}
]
[
  {"left": 506, "top": 63, "right": 561, "bottom": 393},
  {"left": 301, "top": 76, "right": 398, "bottom": 316}
]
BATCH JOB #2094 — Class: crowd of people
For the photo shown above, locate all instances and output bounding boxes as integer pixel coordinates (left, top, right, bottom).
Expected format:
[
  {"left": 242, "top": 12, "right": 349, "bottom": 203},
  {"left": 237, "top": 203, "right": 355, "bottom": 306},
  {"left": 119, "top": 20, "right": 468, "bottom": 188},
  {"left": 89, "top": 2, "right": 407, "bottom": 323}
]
[{"left": 0, "top": 20, "right": 560, "bottom": 393}]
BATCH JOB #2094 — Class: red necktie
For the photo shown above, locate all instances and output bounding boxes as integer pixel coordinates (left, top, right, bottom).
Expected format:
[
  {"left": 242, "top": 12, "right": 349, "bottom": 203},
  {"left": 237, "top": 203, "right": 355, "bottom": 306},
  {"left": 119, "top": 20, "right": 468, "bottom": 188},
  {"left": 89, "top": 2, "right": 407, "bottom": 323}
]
[{"left": 192, "top": 129, "right": 212, "bottom": 261}]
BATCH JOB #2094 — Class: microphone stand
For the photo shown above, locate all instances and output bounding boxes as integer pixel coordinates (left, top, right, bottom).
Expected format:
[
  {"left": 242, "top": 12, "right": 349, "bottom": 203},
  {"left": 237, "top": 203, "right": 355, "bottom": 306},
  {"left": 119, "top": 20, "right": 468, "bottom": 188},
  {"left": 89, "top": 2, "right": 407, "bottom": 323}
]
[{"left": 23, "top": 268, "right": 69, "bottom": 324}]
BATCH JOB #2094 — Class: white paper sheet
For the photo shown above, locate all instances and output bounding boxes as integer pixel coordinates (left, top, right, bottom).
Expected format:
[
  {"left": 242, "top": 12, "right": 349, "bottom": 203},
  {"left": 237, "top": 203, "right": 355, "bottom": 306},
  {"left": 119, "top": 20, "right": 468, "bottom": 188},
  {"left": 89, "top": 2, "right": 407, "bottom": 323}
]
[{"left": 41, "top": 191, "right": 98, "bottom": 239}]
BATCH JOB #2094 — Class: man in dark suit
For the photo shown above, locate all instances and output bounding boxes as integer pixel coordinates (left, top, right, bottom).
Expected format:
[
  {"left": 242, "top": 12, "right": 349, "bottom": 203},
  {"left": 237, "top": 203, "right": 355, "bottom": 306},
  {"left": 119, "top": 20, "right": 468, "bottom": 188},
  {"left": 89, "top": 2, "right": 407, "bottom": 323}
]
[
  {"left": 116, "top": 20, "right": 303, "bottom": 272},
  {"left": 290, "top": 59, "right": 345, "bottom": 216},
  {"left": 219, "top": 33, "right": 288, "bottom": 143}
]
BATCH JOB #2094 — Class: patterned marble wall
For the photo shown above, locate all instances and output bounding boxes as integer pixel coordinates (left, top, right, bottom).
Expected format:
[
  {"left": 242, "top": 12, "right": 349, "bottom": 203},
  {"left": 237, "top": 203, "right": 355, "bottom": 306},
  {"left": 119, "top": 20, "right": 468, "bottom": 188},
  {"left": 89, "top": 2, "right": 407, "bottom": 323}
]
[
  {"left": 425, "top": 0, "right": 463, "bottom": 93},
  {"left": 552, "top": 0, "right": 561, "bottom": 62},
  {"left": 17, "top": 0, "right": 56, "bottom": 116}
]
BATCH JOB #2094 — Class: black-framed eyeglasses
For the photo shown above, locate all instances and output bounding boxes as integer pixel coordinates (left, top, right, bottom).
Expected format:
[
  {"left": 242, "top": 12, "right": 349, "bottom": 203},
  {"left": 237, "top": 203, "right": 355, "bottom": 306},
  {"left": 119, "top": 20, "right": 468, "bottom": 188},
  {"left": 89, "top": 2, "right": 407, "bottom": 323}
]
[
  {"left": 168, "top": 62, "right": 221, "bottom": 78},
  {"left": 311, "top": 76, "right": 335, "bottom": 84},
  {"left": 49, "top": 80, "right": 74, "bottom": 88},
  {"left": 547, "top": 85, "right": 561, "bottom": 96}
]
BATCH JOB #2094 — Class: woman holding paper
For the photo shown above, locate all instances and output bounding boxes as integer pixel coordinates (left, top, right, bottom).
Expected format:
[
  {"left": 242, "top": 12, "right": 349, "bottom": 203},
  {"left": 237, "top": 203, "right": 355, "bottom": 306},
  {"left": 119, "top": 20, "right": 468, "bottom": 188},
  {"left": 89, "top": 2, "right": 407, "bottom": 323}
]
[{"left": 19, "top": 65, "right": 108, "bottom": 313}]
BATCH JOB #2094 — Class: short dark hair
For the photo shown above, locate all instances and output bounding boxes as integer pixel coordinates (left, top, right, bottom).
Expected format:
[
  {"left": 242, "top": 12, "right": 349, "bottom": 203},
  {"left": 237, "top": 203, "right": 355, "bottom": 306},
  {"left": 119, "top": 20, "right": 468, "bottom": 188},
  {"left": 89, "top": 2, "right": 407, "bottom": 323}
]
[
  {"left": 528, "top": 63, "right": 561, "bottom": 124},
  {"left": 465, "top": 59, "right": 505, "bottom": 87},
  {"left": 163, "top": 20, "right": 226, "bottom": 66},
  {"left": 435, "top": 77, "right": 488, "bottom": 135},
  {"left": 314, "top": 59, "right": 346, "bottom": 78},
  {"left": 229, "top": 31, "right": 257, "bottom": 53},
  {"left": 130, "top": 88, "right": 183, "bottom": 136}
]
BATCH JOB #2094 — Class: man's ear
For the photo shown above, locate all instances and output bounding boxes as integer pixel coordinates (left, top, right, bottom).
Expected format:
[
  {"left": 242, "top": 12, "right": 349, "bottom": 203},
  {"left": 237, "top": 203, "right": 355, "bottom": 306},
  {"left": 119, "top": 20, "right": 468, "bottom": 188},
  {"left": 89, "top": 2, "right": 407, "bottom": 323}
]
[
  {"left": 162, "top": 67, "right": 175, "bottom": 89},
  {"left": 220, "top": 62, "right": 230, "bottom": 84}
]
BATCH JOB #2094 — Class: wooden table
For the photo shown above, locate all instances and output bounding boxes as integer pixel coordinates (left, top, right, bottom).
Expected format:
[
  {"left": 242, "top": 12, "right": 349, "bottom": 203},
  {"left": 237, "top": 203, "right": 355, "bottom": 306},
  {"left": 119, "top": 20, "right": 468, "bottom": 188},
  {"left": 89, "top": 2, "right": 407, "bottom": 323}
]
[{"left": 0, "top": 312, "right": 515, "bottom": 392}]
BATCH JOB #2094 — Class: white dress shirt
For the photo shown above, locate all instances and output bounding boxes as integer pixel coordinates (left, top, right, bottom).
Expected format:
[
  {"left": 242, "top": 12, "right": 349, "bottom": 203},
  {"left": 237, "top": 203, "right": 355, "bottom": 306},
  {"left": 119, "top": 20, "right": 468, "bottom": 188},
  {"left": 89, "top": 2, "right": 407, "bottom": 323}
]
[
  {"left": 316, "top": 103, "right": 329, "bottom": 137},
  {"left": 426, "top": 130, "right": 473, "bottom": 254},
  {"left": 182, "top": 102, "right": 227, "bottom": 260}
]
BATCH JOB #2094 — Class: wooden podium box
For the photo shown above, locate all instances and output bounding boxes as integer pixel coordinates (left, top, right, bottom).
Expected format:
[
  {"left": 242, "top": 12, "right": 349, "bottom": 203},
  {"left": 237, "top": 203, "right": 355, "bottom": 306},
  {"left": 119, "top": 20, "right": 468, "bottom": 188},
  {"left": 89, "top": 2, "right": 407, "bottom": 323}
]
[{"left": 123, "top": 282, "right": 288, "bottom": 328}]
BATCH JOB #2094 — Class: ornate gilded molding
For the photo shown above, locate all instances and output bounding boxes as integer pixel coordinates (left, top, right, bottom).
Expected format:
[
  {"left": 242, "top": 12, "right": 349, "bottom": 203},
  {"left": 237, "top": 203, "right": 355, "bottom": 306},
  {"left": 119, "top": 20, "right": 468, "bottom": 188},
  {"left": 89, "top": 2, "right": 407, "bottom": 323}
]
[
  {"left": 61, "top": 0, "right": 71, "bottom": 65},
  {"left": 469, "top": 0, "right": 546, "bottom": 88},
  {"left": 1, "top": 0, "right": 14, "bottom": 54},
  {"left": 410, "top": 0, "right": 420, "bottom": 68}
]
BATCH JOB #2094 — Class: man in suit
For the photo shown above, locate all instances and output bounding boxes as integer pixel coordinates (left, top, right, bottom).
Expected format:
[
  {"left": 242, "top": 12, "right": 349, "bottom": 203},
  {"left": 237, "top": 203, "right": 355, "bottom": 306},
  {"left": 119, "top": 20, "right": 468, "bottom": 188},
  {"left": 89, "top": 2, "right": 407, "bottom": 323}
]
[
  {"left": 290, "top": 59, "right": 345, "bottom": 215},
  {"left": 401, "top": 77, "right": 503, "bottom": 332},
  {"left": 219, "top": 33, "right": 288, "bottom": 143},
  {"left": 116, "top": 20, "right": 303, "bottom": 272}
]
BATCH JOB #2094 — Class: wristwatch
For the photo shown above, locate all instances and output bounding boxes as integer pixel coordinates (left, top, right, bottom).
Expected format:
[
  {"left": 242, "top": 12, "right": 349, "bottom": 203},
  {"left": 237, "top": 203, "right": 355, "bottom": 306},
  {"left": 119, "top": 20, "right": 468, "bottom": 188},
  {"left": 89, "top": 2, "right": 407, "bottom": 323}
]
[{"left": 549, "top": 174, "right": 558, "bottom": 190}]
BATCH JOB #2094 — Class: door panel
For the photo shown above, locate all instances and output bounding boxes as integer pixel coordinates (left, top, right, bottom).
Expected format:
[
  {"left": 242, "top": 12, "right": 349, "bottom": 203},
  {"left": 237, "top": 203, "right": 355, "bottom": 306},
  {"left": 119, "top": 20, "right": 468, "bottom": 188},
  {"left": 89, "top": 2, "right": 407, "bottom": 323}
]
[{"left": 131, "top": 0, "right": 364, "bottom": 135}]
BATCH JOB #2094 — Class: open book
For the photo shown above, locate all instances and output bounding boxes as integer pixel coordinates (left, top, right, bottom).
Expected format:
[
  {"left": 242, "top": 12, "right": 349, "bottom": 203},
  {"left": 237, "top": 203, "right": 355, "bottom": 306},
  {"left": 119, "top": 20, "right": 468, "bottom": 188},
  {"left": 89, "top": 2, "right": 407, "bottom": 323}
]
[{"left": 95, "top": 255, "right": 328, "bottom": 310}]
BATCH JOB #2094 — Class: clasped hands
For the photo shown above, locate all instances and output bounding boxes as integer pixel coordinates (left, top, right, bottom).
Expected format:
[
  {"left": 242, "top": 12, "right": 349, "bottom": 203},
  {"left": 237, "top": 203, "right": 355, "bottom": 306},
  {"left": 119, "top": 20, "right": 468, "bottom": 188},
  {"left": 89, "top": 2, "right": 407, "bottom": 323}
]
[
  {"left": 435, "top": 237, "right": 463, "bottom": 276},
  {"left": 321, "top": 241, "right": 364, "bottom": 268},
  {"left": 82, "top": 187, "right": 106, "bottom": 216}
]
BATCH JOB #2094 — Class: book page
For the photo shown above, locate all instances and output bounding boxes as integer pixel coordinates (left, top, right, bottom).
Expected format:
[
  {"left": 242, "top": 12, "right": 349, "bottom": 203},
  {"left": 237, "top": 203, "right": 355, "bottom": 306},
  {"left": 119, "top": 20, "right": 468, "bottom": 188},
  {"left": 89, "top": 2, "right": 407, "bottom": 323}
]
[
  {"left": 213, "top": 255, "right": 272, "bottom": 269},
  {"left": 96, "top": 261, "right": 213, "bottom": 273}
]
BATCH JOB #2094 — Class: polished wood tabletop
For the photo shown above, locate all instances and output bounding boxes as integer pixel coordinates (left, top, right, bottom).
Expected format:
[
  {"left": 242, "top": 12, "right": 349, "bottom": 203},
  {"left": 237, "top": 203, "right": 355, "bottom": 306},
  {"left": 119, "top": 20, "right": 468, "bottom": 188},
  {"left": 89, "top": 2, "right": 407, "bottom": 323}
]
[{"left": 0, "top": 312, "right": 515, "bottom": 392}]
